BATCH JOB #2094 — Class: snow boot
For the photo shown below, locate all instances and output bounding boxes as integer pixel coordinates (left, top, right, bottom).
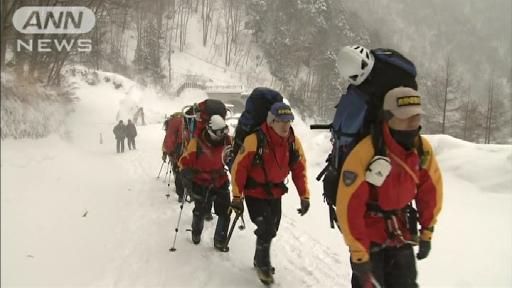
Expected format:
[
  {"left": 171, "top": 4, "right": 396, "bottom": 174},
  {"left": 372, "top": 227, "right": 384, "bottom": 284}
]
[
  {"left": 253, "top": 261, "right": 275, "bottom": 274},
  {"left": 213, "top": 214, "right": 230, "bottom": 252},
  {"left": 191, "top": 212, "right": 204, "bottom": 245},
  {"left": 254, "top": 238, "right": 274, "bottom": 284},
  {"left": 204, "top": 211, "right": 214, "bottom": 221}
]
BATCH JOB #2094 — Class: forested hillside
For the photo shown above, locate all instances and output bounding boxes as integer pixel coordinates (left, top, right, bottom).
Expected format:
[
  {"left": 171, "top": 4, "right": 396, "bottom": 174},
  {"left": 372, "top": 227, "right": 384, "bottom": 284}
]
[{"left": 1, "top": 0, "right": 510, "bottom": 143}]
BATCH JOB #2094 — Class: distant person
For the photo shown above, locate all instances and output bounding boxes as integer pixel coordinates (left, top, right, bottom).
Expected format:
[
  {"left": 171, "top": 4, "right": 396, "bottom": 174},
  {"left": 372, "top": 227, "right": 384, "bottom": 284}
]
[
  {"left": 337, "top": 87, "right": 443, "bottom": 288},
  {"left": 126, "top": 119, "right": 137, "bottom": 150},
  {"left": 113, "top": 120, "right": 126, "bottom": 153},
  {"left": 140, "top": 107, "right": 146, "bottom": 125},
  {"left": 133, "top": 107, "right": 146, "bottom": 126}
]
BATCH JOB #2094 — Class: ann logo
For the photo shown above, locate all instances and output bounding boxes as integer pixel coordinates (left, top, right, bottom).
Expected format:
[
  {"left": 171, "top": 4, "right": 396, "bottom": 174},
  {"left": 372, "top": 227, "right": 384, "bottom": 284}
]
[
  {"left": 13, "top": 6, "right": 95, "bottom": 34},
  {"left": 23, "top": 10, "right": 83, "bottom": 31},
  {"left": 13, "top": 6, "right": 95, "bottom": 52}
]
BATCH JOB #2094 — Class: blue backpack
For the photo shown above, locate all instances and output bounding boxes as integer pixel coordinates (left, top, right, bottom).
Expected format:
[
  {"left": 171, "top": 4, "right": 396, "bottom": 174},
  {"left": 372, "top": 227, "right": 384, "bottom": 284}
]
[
  {"left": 315, "top": 48, "right": 418, "bottom": 229},
  {"left": 226, "top": 87, "right": 284, "bottom": 170}
]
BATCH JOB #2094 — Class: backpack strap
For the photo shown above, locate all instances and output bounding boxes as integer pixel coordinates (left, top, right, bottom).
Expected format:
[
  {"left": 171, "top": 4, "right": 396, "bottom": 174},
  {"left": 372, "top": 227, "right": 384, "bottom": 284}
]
[
  {"left": 254, "top": 129, "right": 266, "bottom": 166},
  {"left": 370, "top": 121, "right": 387, "bottom": 157},
  {"left": 287, "top": 127, "right": 301, "bottom": 167},
  {"left": 416, "top": 131, "right": 426, "bottom": 169},
  {"left": 253, "top": 129, "right": 273, "bottom": 198}
]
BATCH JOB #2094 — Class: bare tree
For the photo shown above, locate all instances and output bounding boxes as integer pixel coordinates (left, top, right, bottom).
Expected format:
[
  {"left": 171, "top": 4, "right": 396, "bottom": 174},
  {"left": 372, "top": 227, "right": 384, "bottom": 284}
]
[
  {"left": 484, "top": 75, "right": 494, "bottom": 144},
  {"left": 462, "top": 87, "right": 485, "bottom": 142},
  {"left": 166, "top": 0, "right": 177, "bottom": 84},
  {"left": 176, "top": 0, "right": 192, "bottom": 52},
  {"left": 1, "top": 0, "right": 16, "bottom": 69},
  {"left": 201, "top": 0, "right": 213, "bottom": 46},
  {"left": 222, "top": 0, "right": 242, "bottom": 67}
]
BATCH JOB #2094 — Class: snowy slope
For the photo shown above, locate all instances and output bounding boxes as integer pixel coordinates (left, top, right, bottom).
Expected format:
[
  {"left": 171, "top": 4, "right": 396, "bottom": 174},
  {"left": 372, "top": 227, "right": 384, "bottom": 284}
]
[{"left": 2, "top": 73, "right": 512, "bottom": 288}]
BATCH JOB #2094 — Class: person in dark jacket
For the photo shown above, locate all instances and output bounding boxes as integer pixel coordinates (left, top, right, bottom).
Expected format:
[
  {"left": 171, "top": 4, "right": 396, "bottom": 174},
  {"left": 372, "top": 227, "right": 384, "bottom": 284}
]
[
  {"left": 179, "top": 115, "right": 232, "bottom": 251},
  {"left": 113, "top": 120, "right": 126, "bottom": 153},
  {"left": 126, "top": 119, "right": 138, "bottom": 150},
  {"left": 230, "top": 102, "right": 311, "bottom": 285}
]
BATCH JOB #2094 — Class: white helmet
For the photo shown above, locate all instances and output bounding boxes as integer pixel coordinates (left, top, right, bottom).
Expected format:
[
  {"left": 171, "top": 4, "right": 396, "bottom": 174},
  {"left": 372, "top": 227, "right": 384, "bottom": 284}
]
[
  {"left": 337, "top": 45, "right": 375, "bottom": 85},
  {"left": 207, "top": 115, "right": 228, "bottom": 140}
]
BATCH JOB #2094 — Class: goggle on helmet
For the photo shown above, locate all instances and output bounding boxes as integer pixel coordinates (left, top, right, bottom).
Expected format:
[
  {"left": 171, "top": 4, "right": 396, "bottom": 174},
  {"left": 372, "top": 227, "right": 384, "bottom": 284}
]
[{"left": 207, "top": 115, "right": 228, "bottom": 139}]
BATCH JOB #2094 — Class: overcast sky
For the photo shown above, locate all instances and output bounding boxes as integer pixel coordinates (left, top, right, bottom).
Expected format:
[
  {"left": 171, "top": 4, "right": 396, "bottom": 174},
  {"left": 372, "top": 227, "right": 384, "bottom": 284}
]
[{"left": 342, "top": 0, "right": 512, "bottom": 98}]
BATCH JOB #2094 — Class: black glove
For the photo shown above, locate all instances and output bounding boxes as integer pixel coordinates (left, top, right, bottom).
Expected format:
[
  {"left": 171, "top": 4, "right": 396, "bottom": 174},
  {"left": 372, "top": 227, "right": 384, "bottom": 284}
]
[
  {"left": 297, "top": 198, "right": 310, "bottom": 216},
  {"left": 416, "top": 240, "right": 431, "bottom": 260},
  {"left": 230, "top": 197, "right": 244, "bottom": 214},
  {"left": 162, "top": 152, "right": 168, "bottom": 162},
  {"left": 352, "top": 261, "right": 378, "bottom": 287}
]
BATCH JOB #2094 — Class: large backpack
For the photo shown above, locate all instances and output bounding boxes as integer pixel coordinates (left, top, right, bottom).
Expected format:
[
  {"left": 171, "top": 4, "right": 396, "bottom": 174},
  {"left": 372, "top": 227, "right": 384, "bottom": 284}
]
[
  {"left": 227, "top": 87, "right": 300, "bottom": 197},
  {"left": 226, "top": 87, "right": 284, "bottom": 169},
  {"left": 183, "top": 99, "right": 227, "bottom": 138},
  {"left": 317, "top": 48, "right": 419, "bottom": 229},
  {"left": 164, "top": 112, "right": 184, "bottom": 131}
]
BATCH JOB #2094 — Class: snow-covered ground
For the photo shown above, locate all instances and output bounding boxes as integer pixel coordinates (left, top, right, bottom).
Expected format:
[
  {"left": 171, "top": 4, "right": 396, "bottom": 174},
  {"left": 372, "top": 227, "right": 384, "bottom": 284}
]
[{"left": 2, "top": 71, "right": 512, "bottom": 288}]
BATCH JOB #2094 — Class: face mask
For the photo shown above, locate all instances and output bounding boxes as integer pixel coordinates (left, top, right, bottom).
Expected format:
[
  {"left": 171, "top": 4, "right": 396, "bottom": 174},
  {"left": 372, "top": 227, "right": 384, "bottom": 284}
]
[
  {"left": 389, "top": 128, "right": 419, "bottom": 150},
  {"left": 206, "top": 129, "right": 226, "bottom": 145}
]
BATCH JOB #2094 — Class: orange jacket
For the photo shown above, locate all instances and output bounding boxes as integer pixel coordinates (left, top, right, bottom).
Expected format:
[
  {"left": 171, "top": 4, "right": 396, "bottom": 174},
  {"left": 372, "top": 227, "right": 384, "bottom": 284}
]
[
  {"left": 231, "top": 123, "right": 310, "bottom": 200},
  {"left": 336, "top": 123, "right": 443, "bottom": 263},
  {"left": 162, "top": 115, "right": 189, "bottom": 158},
  {"left": 178, "top": 132, "right": 231, "bottom": 188}
]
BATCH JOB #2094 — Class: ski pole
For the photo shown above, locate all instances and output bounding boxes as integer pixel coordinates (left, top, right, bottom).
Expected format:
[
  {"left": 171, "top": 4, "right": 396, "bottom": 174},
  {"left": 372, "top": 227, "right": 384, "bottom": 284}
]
[
  {"left": 238, "top": 214, "right": 246, "bottom": 230},
  {"left": 164, "top": 161, "right": 171, "bottom": 183},
  {"left": 223, "top": 210, "right": 242, "bottom": 251},
  {"left": 169, "top": 188, "right": 189, "bottom": 252},
  {"left": 370, "top": 275, "right": 382, "bottom": 288},
  {"left": 167, "top": 163, "right": 174, "bottom": 188},
  {"left": 165, "top": 163, "right": 173, "bottom": 199},
  {"left": 156, "top": 161, "right": 165, "bottom": 178},
  {"left": 165, "top": 176, "right": 171, "bottom": 200}
]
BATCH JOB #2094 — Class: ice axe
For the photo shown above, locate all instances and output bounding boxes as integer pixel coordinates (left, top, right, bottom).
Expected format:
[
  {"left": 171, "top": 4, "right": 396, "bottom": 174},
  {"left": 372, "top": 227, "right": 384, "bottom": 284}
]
[{"left": 223, "top": 209, "right": 243, "bottom": 251}]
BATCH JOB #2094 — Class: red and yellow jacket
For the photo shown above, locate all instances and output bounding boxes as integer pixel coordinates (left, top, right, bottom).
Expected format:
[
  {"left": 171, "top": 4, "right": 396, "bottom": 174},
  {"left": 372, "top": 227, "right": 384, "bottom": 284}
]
[
  {"left": 231, "top": 123, "right": 310, "bottom": 200},
  {"left": 336, "top": 123, "right": 443, "bottom": 263},
  {"left": 178, "top": 132, "right": 231, "bottom": 188},
  {"left": 162, "top": 114, "right": 189, "bottom": 158}
]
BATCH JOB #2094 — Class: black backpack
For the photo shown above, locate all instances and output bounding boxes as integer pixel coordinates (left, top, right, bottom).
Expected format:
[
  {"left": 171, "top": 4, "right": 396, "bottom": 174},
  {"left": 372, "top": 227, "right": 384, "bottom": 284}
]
[
  {"left": 227, "top": 87, "right": 284, "bottom": 170},
  {"left": 316, "top": 48, "right": 419, "bottom": 229},
  {"left": 227, "top": 87, "right": 300, "bottom": 197},
  {"left": 183, "top": 99, "right": 228, "bottom": 138}
]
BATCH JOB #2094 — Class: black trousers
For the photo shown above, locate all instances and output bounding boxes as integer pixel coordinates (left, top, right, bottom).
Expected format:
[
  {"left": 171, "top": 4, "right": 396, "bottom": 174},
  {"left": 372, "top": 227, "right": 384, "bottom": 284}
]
[
  {"left": 171, "top": 163, "right": 184, "bottom": 198},
  {"left": 351, "top": 244, "right": 418, "bottom": 288},
  {"left": 116, "top": 138, "right": 125, "bottom": 153},
  {"left": 127, "top": 137, "right": 136, "bottom": 149},
  {"left": 191, "top": 182, "right": 230, "bottom": 218},
  {"left": 245, "top": 196, "right": 282, "bottom": 242}
]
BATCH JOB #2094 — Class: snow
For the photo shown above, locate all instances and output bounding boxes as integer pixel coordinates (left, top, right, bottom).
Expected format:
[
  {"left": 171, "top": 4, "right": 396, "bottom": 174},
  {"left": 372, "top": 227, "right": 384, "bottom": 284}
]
[{"left": 2, "top": 72, "right": 512, "bottom": 288}]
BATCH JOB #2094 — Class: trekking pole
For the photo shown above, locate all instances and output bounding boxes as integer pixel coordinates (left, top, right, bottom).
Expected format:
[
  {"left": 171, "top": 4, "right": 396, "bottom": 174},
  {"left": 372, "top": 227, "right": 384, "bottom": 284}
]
[
  {"left": 238, "top": 214, "right": 246, "bottom": 230},
  {"left": 165, "top": 174, "right": 172, "bottom": 199},
  {"left": 167, "top": 164, "right": 173, "bottom": 188},
  {"left": 156, "top": 161, "right": 165, "bottom": 179},
  {"left": 164, "top": 161, "right": 171, "bottom": 183},
  {"left": 223, "top": 210, "right": 242, "bottom": 251},
  {"left": 370, "top": 275, "right": 382, "bottom": 288},
  {"left": 169, "top": 188, "right": 189, "bottom": 252}
]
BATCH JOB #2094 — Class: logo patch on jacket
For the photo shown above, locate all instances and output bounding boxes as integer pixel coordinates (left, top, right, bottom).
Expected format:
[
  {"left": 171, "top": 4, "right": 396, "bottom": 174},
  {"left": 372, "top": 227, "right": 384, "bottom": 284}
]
[{"left": 342, "top": 171, "right": 358, "bottom": 186}]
